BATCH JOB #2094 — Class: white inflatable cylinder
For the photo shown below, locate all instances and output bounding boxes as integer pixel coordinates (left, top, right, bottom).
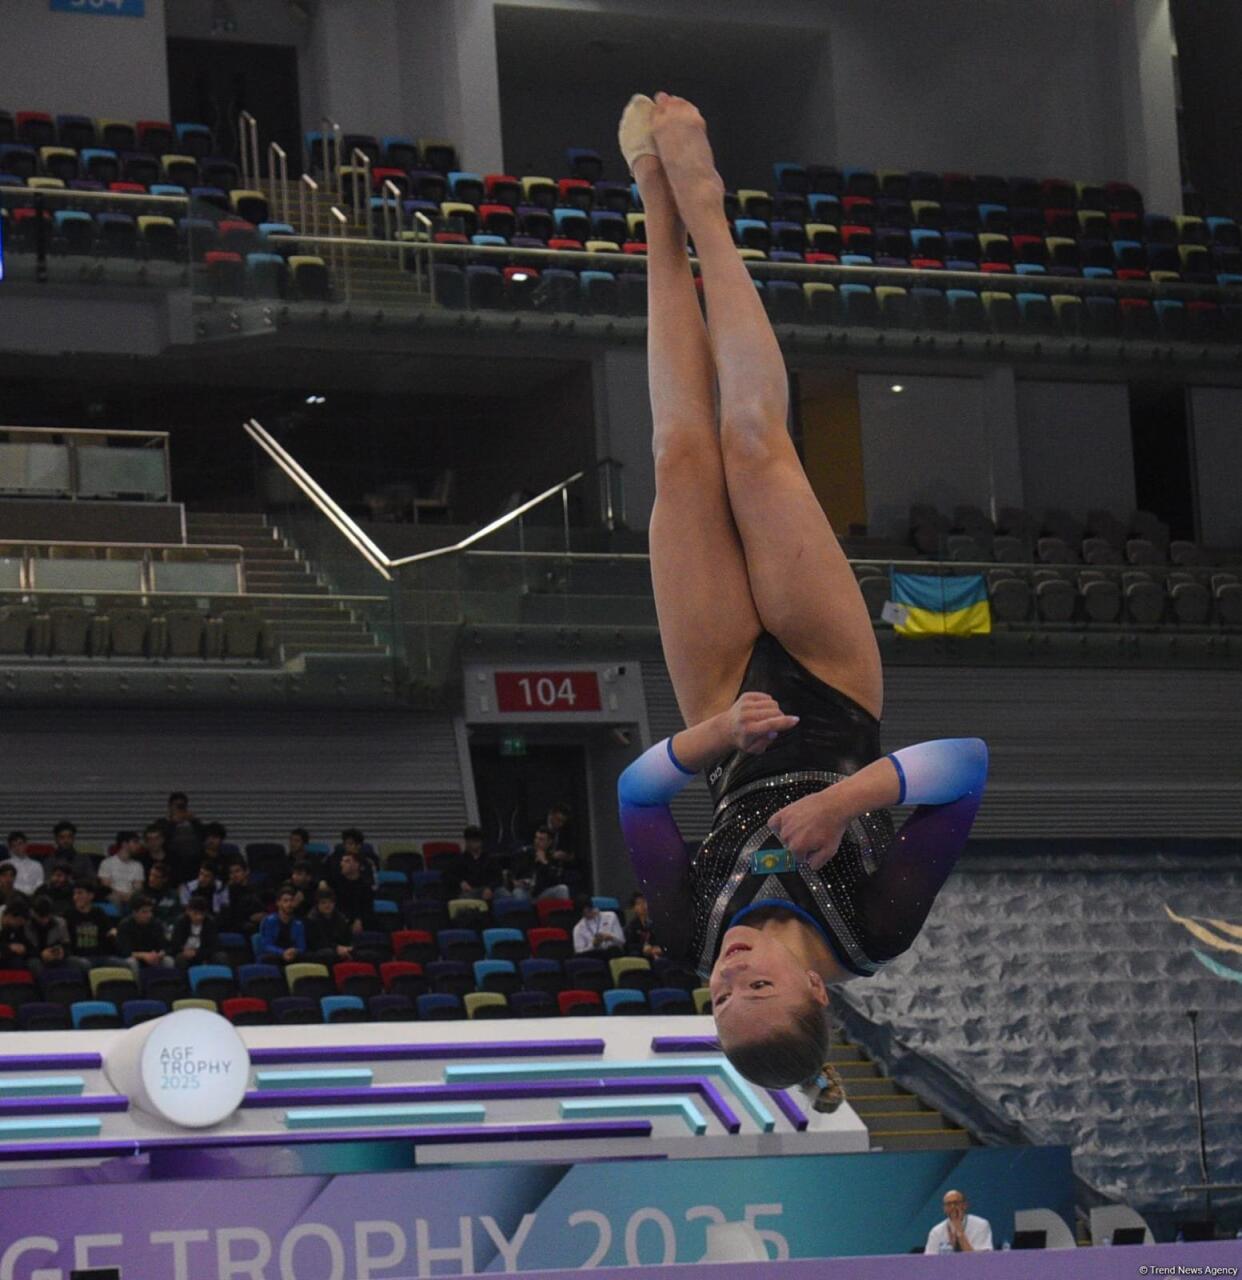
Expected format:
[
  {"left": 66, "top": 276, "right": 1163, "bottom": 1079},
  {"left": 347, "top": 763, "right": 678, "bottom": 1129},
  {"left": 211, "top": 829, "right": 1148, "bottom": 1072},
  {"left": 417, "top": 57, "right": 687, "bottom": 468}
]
[{"left": 104, "top": 1008, "right": 250, "bottom": 1128}]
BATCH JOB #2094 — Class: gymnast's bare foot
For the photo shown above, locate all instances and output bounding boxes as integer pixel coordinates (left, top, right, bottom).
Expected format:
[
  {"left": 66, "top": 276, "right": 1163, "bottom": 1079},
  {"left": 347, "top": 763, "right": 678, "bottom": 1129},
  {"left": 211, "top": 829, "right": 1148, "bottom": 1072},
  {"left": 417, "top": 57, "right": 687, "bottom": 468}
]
[{"left": 650, "top": 92, "right": 726, "bottom": 229}]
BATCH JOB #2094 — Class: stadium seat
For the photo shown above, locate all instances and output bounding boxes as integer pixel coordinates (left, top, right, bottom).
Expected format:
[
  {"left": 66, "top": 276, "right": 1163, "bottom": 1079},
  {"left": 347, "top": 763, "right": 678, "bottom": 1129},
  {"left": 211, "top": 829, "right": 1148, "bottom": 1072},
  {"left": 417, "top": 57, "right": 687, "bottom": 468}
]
[
  {"left": 803, "top": 282, "right": 837, "bottom": 324},
  {"left": 272, "top": 996, "right": 318, "bottom": 1025},
  {"left": 52, "top": 209, "right": 94, "bottom": 255},
  {"left": 465, "top": 991, "right": 509, "bottom": 1020},
  {"left": 425, "top": 960, "right": 473, "bottom": 997},
  {"left": 563, "top": 957, "right": 609, "bottom": 994},
  {"left": 221, "top": 997, "right": 269, "bottom": 1026},
  {"left": 492, "top": 899, "right": 537, "bottom": 933},
  {"left": 947, "top": 289, "right": 984, "bottom": 330},
  {"left": 238, "top": 964, "right": 285, "bottom": 1004},
  {"left": 648, "top": 987, "right": 695, "bottom": 1015},
  {"left": 610, "top": 956, "right": 653, "bottom": 991},
  {"left": 0, "top": 970, "right": 36, "bottom": 1008},
  {"left": 519, "top": 958, "right": 563, "bottom": 994},
  {"left": 88, "top": 967, "right": 136, "bottom": 1005},
  {"left": 288, "top": 256, "right": 330, "bottom": 300},
  {"left": 603, "top": 988, "right": 647, "bottom": 1015},
  {"left": 380, "top": 961, "right": 427, "bottom": 1000},
  {"left": 437, "top": 929, "right": 484, "bottom": 963},
  {"left": 188, "top": 964, "right": 235, "bottom": 1003},
  {"left": 140, "top": 967, "right": 188, "bottom": 1005},
  {"left": 474, "top": 959, "right": 520, "bottom": 995},
  {"left": 416, "top": 992, "right": 464, "bottom": 1021},
  {"left": 507, "top": 990, "right": 556, "bottom": 1018},
  {"left": 558, "top": 989, "right": 602, "bottom": 1016},
  {"left": 839, "top": 283, "right": 878, "bottom": 326},
  {"left": 286, "top": 963, "right": 332, "bottom": 1000},
  {"left": 367, "top": 994, "right": 415, "bottom": 1021},
  {"left": 333, "top": 962, "right": 381, "bottom": 1000},
  {"left": 72, "top": 1000, "right": 121, "bottom": 1030},
  {"left": 321, "top": 994, "right": 367, "bottom": 1024},
  {"left": 18, "top": 1002, "right": 70, "bottom": 1031}
]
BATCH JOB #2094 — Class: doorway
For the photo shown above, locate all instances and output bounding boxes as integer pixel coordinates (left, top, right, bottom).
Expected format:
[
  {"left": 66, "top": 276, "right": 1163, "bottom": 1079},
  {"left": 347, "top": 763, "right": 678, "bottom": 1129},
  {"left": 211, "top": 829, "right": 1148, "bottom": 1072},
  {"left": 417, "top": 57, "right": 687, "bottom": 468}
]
[
  {"left": 166, "top": 38, "right": 302, "bottom": 173},
  {"left": 1129, "top": 381, "right": 1195, "bottom": 540},
  {"left": 470, "top": 739, "right": 590, "bottom": 860}
]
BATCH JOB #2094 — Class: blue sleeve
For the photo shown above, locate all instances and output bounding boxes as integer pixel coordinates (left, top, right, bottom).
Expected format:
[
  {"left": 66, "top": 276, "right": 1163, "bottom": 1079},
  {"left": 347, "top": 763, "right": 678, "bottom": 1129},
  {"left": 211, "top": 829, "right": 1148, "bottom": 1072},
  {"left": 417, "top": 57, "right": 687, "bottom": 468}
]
[
  {"left": 258, "top": 915, "right": 275, "bottom": 948},
  {"left": 618, "top": 739, "right": 697, "bottom": 962},
  {"left": 856, "top": 739, "right": 988, "bottom": 965}
]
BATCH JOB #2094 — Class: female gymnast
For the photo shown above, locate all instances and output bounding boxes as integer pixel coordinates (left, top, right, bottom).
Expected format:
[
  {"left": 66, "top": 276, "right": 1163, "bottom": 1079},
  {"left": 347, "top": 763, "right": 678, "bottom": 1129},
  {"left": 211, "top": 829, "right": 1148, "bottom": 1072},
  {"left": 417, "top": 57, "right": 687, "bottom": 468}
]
[{"left": 615, "top": 93, "right": 989, "bottom": 1090}]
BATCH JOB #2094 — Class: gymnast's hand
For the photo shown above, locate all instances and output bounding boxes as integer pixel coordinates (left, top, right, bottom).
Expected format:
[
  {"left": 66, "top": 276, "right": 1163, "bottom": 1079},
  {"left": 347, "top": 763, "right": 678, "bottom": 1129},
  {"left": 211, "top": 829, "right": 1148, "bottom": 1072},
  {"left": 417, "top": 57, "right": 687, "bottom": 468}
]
[
  {"left": 726, "top": 692, "right": 799, "bottom": 756},
  {"left": 767, "top": 789, "right": 850, "bottom": 870}
]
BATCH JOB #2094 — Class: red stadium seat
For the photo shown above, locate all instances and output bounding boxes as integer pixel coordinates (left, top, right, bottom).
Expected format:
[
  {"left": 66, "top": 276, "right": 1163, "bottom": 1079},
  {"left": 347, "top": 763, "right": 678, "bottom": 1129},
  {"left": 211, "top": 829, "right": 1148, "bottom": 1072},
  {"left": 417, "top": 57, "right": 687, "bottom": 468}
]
[
  {"left": 557, "top": 989, "right": 602, "bottom": 1016},
  {"left": 529, "top": 927, "right": 572, "bottom": 961},
  {"left": 391, "top": 931, "right": 437, "bottom": 964},
  {"left": 221, "top": 997, "right": 269, "bottom": 1026}
]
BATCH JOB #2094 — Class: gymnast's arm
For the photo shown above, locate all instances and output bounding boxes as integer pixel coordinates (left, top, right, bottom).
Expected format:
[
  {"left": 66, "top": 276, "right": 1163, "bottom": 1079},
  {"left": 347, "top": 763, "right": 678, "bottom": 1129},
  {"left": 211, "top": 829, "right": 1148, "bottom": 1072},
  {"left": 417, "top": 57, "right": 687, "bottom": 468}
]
[
  {"left": 770, "top": 737, "right": 988, "bottom": 965},
  {"left": 618, "top": 694, "right": 800, "bottom": 959}
]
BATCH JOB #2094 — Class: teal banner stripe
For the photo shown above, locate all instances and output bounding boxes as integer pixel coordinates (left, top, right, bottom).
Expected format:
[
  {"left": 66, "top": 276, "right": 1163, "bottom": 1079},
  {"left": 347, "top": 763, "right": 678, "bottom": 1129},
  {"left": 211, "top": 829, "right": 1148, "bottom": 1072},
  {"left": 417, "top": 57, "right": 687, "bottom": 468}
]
[
  {"left": 891, "top": 572, "right": 987, "bottom": 612},
  {"left": 444, "top": 1058, "right": 774, "bottom": 1132},
  {"left": 560, "top": 1096, "right": 708, "bottom": 1135},
  {"left": 0, "top": 1076, "right": 86, "bottom": 1098},
  {"left": 0, "top": 1115, "right": 102, "bottom": 1140},
  {"left": 255, "top": 1068, "right": 374, "bottom": 1090}
]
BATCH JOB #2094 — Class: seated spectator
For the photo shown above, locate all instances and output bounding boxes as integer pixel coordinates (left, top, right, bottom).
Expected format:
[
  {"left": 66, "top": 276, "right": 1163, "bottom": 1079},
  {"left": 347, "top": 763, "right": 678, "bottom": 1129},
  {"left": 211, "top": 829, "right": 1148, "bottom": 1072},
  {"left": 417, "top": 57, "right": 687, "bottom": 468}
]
[
  {"left": 287, "top": 827, "right": 311, "bottom": 862},
  {"left": 200, "top": 822, "right": 241, "bottom": 875},
  {"left": 289, "top": 859, "right": 316, "bottom": 916},
  {"left": 64, "top": 880, "right": 118, "bottom": 970},
  {"left": 547, "top": 802, "right": 576, "bottom": 863},
  {"left": 170, "top": 895, "right": 222, "bottom": 969},
  {"left": 44, "top": 864, "right": 74, "bottom": 916},
  {"left": 530, "top": 827, "right": 570, "bottom": 900},
  {"left": 25, "top": 895, "right": 69, "bottom": 975},
  {"left": 457, "top": 826, "right": 498, "bottom": 901},
  {"left": 114, "top": 896, "right": 173, "bottom": 975},
  {"left": 328, "top": 850, "right": 373, "bottom": 933},
  {"left": 326, "top": 828, "right": 378, "bottom": 885},
  {"left": 0, "top": 862, "right": 16, "bottom": 908},
  {"left": 572, "top": 894, "right": 625, "bottom": 958},
  {"left": 304, "top": 887, "right": 354, "bottom": 963},
  {"left": 144, "top": 863, "right": 181, "bottom": 933},
  {"left": 180, "top": 862, "right": 225, "bottom": 912},
  {"left": 142, "top": 823, "right": 170, "bottom": 872},
  {"left": 217, "top": 862, "right": 265, "bottom": 935},
  {"left": 48, "top": 821, "right": 93, "bottom": 881},
  {"left": 5, "top": 832, "right": 45, "bottom": 897},
  {"left": 624, "top": 891, "right": 665, "bottom": 960},
  {"left": 160, "top": 792, "right": 204, "bottom": 883},
  {"left": 98, "top": 831, "right": 146, "bottom": 907},
  {"left": 257, "top": 884, "right": 307, "bottom": 964},
  {"left": 0, "top": 896, "right": 31, "bottom": 969}
]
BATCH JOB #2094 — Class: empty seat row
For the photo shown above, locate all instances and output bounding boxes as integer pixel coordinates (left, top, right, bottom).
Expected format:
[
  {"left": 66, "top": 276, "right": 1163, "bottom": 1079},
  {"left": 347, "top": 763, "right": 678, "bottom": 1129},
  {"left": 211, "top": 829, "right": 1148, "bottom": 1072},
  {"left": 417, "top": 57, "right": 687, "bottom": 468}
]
[
  {"left": 854, "top": 567, "right": 1242, "bottom": 628},
  {"left": 0, "top": 112, "right": 214, "bottom": 156},
  {"left": 0, "top": 604, "right": 269, "bottom": 659},
  {"left": 0, "top": 145, "right": 242, "bottom": 196}
]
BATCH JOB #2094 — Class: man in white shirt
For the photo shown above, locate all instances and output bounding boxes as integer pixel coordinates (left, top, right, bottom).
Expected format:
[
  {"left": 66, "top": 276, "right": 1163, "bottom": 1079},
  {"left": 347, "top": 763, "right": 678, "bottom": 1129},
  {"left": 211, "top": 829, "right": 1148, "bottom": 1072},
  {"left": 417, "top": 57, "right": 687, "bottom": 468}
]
[
  {"left": 5, "top": 832, "right": 45, "bottom": 898},
  {"left": 571, "top": 896, "right": 625, "bottom": 957},
  {"left": 924, "top": 1190, "right": 993, "bottom": 1254},
  {"left": 97, "top": 831, "right": 146, "bottom": 907}
]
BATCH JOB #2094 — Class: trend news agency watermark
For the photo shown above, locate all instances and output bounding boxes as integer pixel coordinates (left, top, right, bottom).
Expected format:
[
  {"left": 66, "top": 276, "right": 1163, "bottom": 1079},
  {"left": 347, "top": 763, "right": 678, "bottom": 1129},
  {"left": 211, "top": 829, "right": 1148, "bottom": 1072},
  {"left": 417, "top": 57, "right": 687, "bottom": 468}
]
[{"left": 1137, "top": 1267, "right": 1239, "bottom": 1277}]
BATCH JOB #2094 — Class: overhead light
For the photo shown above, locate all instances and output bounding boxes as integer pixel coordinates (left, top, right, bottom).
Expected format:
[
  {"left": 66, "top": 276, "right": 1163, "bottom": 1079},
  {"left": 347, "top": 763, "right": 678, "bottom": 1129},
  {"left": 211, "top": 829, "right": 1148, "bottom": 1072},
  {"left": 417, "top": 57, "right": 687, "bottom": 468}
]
[
  {"left": 304, "top": 394, "right": 326, "bottom": 406},
  {"left": 511, "top": 271, "right": 530, "bottom": 283},
  {"left": 890, "top": 384, "right": 904, "bottom": 393}
]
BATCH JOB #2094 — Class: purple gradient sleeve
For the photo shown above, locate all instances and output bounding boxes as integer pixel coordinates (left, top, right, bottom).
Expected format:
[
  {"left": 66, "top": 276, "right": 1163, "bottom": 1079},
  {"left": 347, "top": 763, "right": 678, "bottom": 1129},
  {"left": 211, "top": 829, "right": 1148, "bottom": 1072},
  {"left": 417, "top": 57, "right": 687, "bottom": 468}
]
[
  {"left": 855, "top": 745, "right": 987, "bottom": 965},
  {"left": 618, "top": 741, "right": 695, "bottom": 961}
]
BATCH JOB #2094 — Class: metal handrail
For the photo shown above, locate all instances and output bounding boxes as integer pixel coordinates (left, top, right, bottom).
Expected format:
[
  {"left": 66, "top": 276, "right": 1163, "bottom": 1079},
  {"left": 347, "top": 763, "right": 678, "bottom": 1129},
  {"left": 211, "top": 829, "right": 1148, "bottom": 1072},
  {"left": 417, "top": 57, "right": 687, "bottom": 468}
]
[
  {"left": 318, "top": 118, "right": 341, "bottom": 199},
  {"left": 349, "top": 148, "right": 371, "bottom": 229},
  {"left": 298, "top": 173, "right": 320, "bottom": 238},
  {"left": 239, "top": 110, "right": 259, "bottom": 190},
  {"left": 0, "top": 426, "right": 168, "bottom": 442},
  {"left": 244, "top": 418, "right": 391, "bottom": 581},
  {"left": 268, "top": 143, "right": 289, "bottom": 225},
  {"left": 0, "top": 186, "right": 187, "bottom": 211},
  {"left": 9, "top": 587, "right": 388, "bottom": 604}
]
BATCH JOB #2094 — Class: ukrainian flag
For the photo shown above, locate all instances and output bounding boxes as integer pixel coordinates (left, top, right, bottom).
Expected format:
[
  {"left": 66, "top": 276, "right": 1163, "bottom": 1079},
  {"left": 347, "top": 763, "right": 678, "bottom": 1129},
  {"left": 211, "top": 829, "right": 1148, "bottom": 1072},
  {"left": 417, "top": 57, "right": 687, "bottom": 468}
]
[{"left": 890, "top": 572, "right": 991, "bottom": 637}]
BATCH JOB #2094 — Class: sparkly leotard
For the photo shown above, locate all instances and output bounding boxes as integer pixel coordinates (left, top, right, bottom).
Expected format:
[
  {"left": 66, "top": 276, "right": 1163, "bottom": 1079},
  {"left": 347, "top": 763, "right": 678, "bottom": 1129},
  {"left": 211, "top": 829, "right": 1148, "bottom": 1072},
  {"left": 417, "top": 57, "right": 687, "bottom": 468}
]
[{"left": 620, "top": 633, "right": 985, "bottom": 980}]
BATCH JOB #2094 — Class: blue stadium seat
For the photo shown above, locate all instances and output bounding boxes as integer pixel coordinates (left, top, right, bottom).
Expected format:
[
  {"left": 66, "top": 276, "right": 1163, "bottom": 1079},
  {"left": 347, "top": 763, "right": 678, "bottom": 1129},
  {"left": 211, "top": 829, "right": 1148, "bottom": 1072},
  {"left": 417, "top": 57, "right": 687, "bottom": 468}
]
[
  {"left": 246, "top": 251, "right": 286, "bottom": 297},
  {"left": 416, "top": 992, "right": 464, "bottom": 1021},
  {"left": 71, "top": 1000, "right": 120, "bottom": 1030},
  {"left": 603, "top": 988, "right": 647, "bottom": 1015},
  {"left": 432, "top": 263, "right": 466, "bottom": 308},
  {"left": 519, "top": 958, "right": 563, "bottom": 993},
  {"left": 321, "top": 994, "right": 367, "bottom": 1024},
  {"left": 271, "top": 996, "right": 319, "bottom": 1025},
  {"left": 648, "top": 987, "right": 695, "bottom": 1015},
  {"left": 483, "top": 927, "right": 528, "bottom": 961},
  {"left": 947, "top": 288, "right": 985, "bottom": 330},
  {"left": 763, "top": 279, "right": 805, "bottom": 323},
  {"left": 473, "top": 959, "right": 519, "bottom": 994},
  {"left": 1017, "top": 292, "right": 1055, "bottom": 334},
  {"left": 507, "top": 990, "right": 556, "bottom": 1018},
  {"left": 425, "top": 960, "right": 473, "bottom": 997},
  {"left": 53, "top": 209, "right": 93, "bottom": 255},
  {"left": 580, "top": 269, "right": 618, "bottom": 314},
  {"left": 839, "top": 282, "right": 878, "bottom": 326},
  {"left": 552, "top": 206, "right": 590, "bottom": 241},
  {"left": 1154, "top": 298, "right": 1186, "bottom": 339},
  {"left": 188, "top": 964, "right": 235, "bottom": 1003},
  {"left": 122, "top": 999, "right": 168, "bottom": 1027},
  {"left": 465, "top": 263, "right": 504, "bottom": 309}
]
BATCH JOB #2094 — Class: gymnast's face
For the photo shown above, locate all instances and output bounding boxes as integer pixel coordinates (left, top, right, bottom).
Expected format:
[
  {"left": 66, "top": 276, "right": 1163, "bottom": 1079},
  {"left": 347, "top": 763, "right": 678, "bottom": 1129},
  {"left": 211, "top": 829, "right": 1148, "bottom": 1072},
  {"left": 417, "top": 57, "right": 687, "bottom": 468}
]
[{"left": 708, "top": 924, "right": 828, "bottom": 1049}]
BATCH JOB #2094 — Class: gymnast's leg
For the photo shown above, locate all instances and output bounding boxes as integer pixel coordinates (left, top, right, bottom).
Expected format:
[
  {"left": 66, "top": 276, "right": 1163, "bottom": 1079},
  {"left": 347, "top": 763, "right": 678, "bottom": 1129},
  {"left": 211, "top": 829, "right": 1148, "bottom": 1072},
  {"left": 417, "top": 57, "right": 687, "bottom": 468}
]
[
  {"left": 651, "top": 94, "right": 883, "bottom": 721},
  {"left": 632, "top": 131, "right": 761, "bottom": 729}
]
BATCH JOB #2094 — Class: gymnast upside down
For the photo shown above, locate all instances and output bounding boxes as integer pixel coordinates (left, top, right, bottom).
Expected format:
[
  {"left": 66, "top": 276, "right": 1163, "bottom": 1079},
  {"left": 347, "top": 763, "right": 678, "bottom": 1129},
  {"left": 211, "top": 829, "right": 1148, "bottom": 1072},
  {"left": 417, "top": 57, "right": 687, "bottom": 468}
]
[{"left": 615, "top": 93, "right": 989, "bottom": 1090}]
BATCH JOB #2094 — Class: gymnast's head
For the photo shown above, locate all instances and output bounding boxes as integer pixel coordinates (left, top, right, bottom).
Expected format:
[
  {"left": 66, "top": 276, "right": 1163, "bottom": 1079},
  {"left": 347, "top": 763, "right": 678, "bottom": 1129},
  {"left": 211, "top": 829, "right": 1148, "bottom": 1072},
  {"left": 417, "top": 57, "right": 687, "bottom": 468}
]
[{"left": 708, "top": 913, "right": 831, "bottom": 1088}]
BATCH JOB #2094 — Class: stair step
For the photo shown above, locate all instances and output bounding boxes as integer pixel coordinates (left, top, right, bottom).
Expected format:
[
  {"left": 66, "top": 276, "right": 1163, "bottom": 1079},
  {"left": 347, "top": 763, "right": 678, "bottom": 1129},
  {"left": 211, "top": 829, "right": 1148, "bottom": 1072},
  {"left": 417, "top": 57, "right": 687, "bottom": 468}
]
[
  {"left": 870, "top": 1130, "right": 972, "bottom": 1151},
  {"left": 848, "top": 1095, "right": 935, "bottom": 1114},
  {"left": 862, "top": 1111, "right": 954, "bottom": 1132}
]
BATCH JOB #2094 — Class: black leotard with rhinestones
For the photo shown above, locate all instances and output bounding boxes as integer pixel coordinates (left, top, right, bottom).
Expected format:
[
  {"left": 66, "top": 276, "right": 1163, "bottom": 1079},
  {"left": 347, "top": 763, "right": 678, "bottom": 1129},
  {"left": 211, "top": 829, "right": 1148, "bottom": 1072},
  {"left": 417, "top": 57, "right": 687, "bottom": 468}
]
[{"left": 619, "top": 633, "right": 982, "bottom": 980}]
